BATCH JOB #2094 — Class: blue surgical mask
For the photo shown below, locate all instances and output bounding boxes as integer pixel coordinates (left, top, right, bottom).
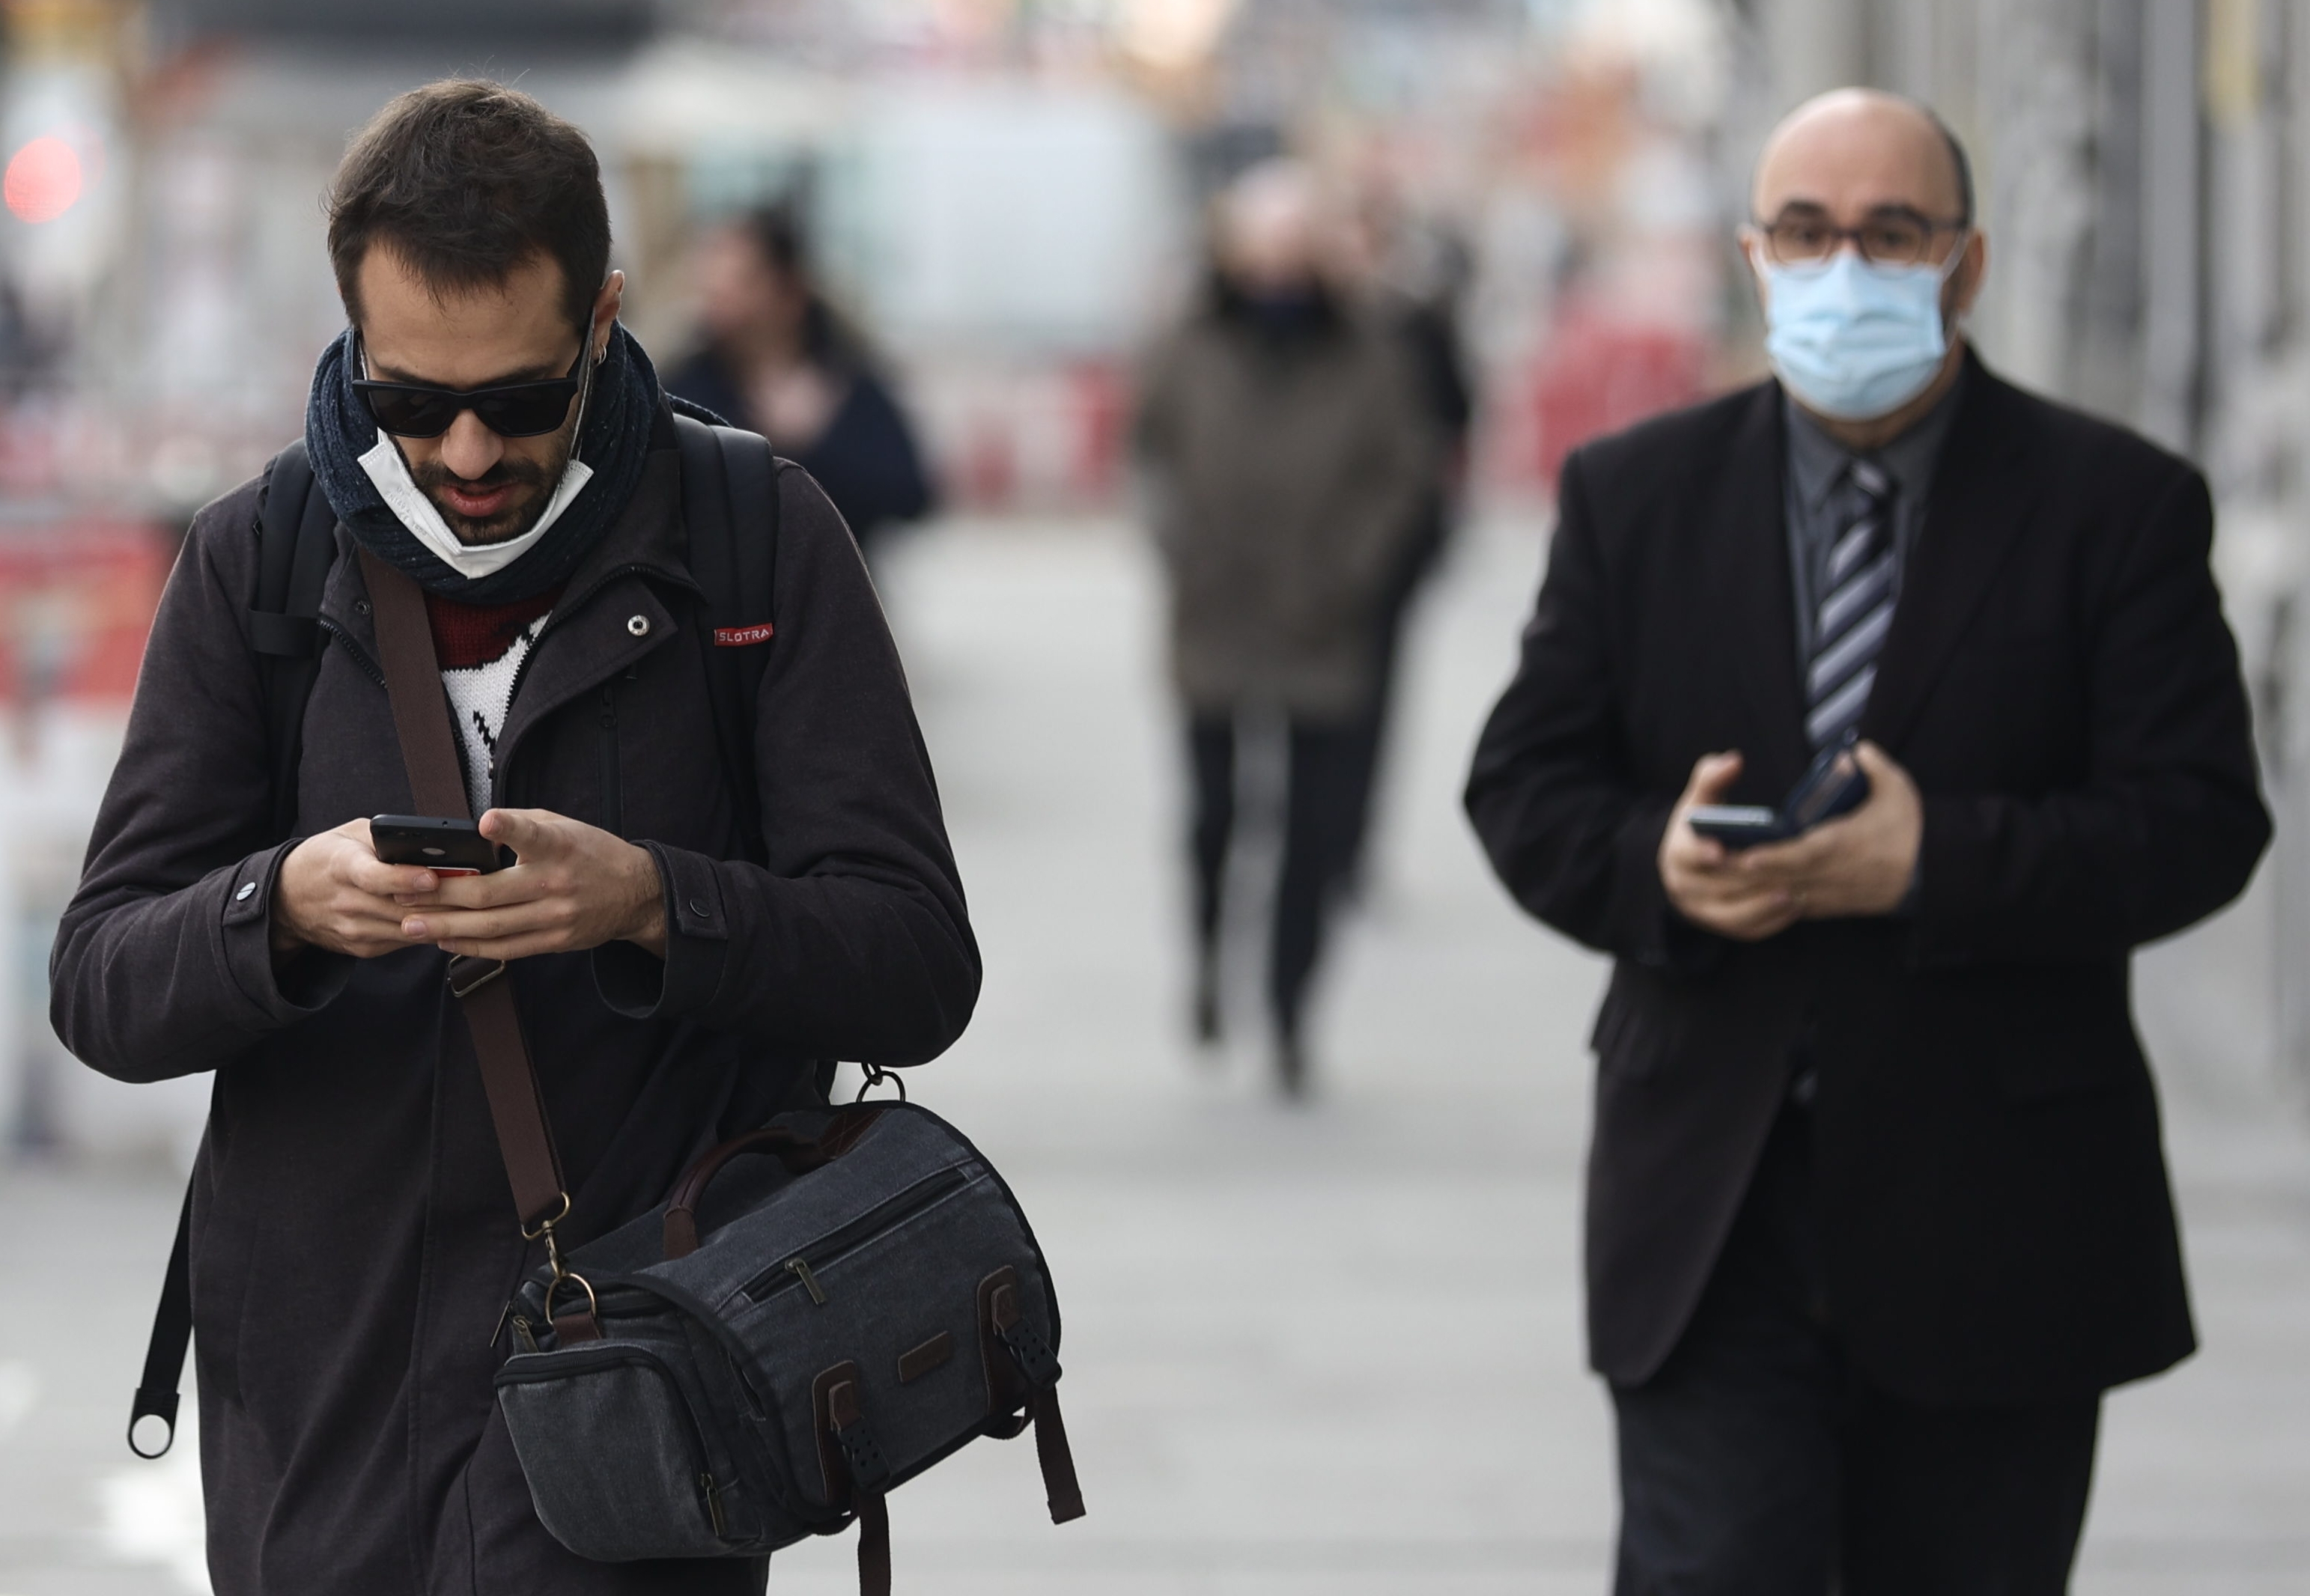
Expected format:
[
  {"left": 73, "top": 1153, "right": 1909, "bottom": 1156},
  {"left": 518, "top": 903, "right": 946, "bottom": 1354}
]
[{"left": 1761, "top": 248, "right": 1959, "bottom": 421}]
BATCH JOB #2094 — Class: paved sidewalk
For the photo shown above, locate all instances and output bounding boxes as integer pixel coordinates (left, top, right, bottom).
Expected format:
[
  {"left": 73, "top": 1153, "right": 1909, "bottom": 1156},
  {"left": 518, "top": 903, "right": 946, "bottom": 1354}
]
[{"left": 0, "top": 513, "right": 2306, "bottom": 1592}]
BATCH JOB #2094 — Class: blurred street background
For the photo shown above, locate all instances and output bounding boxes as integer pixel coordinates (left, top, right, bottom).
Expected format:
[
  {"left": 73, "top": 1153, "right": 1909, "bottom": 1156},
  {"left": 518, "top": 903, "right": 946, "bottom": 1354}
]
[{"left": 1, "top": 0, "right": 2309, "bottom": 1591}]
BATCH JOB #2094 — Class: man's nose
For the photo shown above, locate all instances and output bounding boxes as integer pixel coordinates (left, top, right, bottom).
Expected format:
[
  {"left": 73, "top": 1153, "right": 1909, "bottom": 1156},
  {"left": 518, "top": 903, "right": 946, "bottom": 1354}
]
[{"left": 438, "top": 409, "right": 506, "bottom": 481}]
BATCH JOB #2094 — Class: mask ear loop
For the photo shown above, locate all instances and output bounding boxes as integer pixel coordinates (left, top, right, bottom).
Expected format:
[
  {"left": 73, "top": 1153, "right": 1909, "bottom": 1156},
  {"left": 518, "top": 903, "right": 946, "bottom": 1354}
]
[{"left": 565, "top": 326, "right": 601, "bottom": 468}]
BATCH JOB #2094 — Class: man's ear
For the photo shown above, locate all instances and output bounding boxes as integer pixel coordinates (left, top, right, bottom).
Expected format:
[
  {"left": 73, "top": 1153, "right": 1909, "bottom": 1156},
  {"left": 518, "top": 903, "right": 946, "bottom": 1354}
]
[
  {"left": 590, "top": 269, "right": 626, "bottom": 360},
  {"left": 1736, "top": 228, "right": 1770, "bottom": 314},
  {"left": 1948, "top": 232, "right": 1988, "bottom": 320}
]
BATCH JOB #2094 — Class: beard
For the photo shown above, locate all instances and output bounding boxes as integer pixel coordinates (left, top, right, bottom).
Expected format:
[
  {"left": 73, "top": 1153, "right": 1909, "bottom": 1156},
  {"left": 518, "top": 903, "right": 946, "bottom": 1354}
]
[{"left": 410, "top": 430, "right": 574, "bottom": 546}]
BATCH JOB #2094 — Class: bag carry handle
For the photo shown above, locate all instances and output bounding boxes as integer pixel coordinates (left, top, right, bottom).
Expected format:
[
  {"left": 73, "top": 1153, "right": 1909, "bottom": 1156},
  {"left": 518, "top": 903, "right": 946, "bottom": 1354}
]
[
  {"left": 660, "top": 1106, "right": 890, "bottom": 1258},
  {"left": 661, "top": 1127, "right": 831, "bottom": 1258},
  {"left": 361, "top": 549, "right": 598, "bottom": 1339}
]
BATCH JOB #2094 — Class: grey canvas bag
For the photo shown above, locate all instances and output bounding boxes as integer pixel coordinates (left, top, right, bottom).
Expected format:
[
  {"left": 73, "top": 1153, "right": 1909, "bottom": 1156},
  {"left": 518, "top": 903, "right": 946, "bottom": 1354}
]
[{"left": 493, "top": 1100, "right": 1083, "bottom": 1593}]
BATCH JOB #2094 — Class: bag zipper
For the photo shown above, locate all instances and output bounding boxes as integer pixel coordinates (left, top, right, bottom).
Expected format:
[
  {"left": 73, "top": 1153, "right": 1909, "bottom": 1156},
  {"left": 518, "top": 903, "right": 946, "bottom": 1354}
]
[{"left": 740, "top": 1165, "right": 972, "bottom": 1305}]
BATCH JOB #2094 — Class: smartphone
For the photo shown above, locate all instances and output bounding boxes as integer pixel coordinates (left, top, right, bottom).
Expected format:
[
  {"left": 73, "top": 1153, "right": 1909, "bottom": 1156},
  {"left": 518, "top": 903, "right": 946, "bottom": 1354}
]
[
  {"left": 370, "top": 814, "right": 506, "bottom": 877},
  {"left": 1687, "top": 804, "right": 1787, "bottom": 850}
]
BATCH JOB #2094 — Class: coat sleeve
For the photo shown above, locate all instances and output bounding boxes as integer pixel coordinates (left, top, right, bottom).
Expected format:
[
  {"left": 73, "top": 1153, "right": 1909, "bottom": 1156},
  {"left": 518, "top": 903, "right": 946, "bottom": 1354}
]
[
  {"left": 1912, "top": 469, "right": 2271, "bottom": 961},
  {"left": 50, "top": 485, "right": 355, "bottom": 1083},
  {"left": 593, "top": 469, "right": 982, "bottom": 1066},
  {"left": 1463, "top": 449, "right": 1697, "bottom": 967}
]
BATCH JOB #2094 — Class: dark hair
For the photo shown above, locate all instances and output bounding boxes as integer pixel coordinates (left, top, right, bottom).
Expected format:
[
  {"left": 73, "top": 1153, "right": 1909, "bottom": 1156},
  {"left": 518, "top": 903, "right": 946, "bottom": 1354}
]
[
  {"left": 328, "top": 79, "right": 610, "bottom": 335},
  {"left": 744, "top": 203, "right": 809, "bottom": 280},
  {"left": 733, "top": 202, "right": 863, "bottom": 367}
]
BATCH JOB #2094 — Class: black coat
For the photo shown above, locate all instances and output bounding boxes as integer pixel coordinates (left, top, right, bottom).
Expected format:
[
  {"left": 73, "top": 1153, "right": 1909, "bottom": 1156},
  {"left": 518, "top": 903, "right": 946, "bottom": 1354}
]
[
  {"left": 50, "top": 415, "right": 979, "bottom": 1593},
  {"left": 1465, "top": 353, "right": 2269, "bottom": 1403}
]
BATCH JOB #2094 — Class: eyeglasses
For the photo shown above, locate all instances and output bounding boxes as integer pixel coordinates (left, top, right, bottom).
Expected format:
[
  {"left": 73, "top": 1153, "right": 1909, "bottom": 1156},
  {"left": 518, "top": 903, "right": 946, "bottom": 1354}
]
[
  {"left": 1751, "top": 209, "right": 1969, "bottom": 269},
  {"left": 353, "top": 340, "right": 589, "bottom": 439}
]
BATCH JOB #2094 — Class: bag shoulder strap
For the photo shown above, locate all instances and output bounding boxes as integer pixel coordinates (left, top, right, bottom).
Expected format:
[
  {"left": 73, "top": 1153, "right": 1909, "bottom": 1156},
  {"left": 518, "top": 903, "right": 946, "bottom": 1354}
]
[
  {"left": 673, "top": 412, "right": 781, "bottom": 866},
  {"left": 358, "top": 548, "right": 575, "bottom": 1273}
]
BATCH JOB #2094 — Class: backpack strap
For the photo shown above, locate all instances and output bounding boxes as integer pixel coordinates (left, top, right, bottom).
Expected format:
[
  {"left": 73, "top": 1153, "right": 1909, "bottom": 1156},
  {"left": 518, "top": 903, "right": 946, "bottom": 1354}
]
[
  {"left": 673, "top": 412, "right": 781, "bottom": 866},
  {"left": 127, "top": 442, "right": 338, "bottom": 1460},
  {"left": 126, "top": 1184, "right": 192, "bottom": 1458},
  {"left": 249, "top": 440, "right": 338, "bottom": 843}
]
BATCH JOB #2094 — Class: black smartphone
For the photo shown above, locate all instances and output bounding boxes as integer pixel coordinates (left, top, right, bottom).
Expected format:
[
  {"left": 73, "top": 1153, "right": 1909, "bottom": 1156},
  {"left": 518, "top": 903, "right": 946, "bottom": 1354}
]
[
  {"left": 1688, "top": 804, "right": 1787, "bottom": 850},
  {"left": 370, "top": 815, "right": 507, "bottom": 877}
]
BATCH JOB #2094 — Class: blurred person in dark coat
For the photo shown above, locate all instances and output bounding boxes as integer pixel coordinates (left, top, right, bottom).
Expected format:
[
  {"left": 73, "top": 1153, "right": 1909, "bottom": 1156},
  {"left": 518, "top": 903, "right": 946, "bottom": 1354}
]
[
  {"left": 1136, "top": 159, "right": 1439, "bottom": 1097},
  {"left": 666, "top": 207, "right": 933, "bottom": 562},
  {"left": 1466, "top": 90, "right": 2268, "bottom": 1593}
]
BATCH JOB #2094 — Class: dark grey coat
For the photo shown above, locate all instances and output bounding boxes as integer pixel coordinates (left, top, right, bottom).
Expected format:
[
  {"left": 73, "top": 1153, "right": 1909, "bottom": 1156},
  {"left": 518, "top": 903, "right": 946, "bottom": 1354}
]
[
  {"left": 1135, "top": 293, "right": 1440, "bottom": 721},
  {"left": 51, "top": 412, "right": 979, "bottom": 1594}
]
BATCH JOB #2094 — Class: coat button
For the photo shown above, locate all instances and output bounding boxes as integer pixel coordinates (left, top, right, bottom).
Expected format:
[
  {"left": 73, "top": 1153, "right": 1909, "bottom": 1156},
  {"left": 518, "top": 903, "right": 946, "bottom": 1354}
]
[
  {"left": 627, "top": 615, "right": 650, "bottom": 637},
  {"left": 234, "top": 882, "right": 257, "bottom": 902},
  {"left": 354, "top": 599, "right": 372, "bottom": 616},
  {"left": 688, "top": 898, "right": 708, "bottom": 917}
]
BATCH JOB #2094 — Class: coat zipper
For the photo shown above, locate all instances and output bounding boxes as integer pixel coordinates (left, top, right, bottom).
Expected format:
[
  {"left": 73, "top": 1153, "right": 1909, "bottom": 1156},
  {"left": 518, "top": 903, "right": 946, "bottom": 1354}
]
[
  {"left": 740, "top": 1165, "right": 972, "bottom": 1305},
  {"left": 316, "top": 619, "right": 385, "bottom": 687}
]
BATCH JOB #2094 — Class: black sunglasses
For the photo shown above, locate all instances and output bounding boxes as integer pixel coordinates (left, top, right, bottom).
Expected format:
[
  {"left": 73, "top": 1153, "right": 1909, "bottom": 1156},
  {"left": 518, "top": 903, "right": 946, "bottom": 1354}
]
[{"left": 353, "top": 340, "right": 589, "bottom": 439}]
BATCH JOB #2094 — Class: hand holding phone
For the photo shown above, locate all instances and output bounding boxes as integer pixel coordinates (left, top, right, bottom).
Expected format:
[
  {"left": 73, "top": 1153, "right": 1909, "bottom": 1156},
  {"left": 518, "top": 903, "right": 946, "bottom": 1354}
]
[{"left": 1686, "top": 737, "right": 1870, "bottom": 850}]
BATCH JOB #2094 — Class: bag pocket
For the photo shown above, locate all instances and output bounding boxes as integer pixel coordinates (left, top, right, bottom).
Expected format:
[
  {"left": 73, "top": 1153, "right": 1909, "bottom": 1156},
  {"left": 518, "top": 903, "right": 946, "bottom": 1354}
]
[{"left": 494, "top": 1341, "right": 734, "bottom": 1562}]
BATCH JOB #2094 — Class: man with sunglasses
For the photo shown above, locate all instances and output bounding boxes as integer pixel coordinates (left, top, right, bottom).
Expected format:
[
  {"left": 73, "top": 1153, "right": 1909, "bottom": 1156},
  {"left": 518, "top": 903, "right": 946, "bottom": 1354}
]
[
  {"left": 1468, "top": 90, "right": 2267, "bottom": 1592},
  {"left": 51, "top": 81, "right": 979, "bottom": 1595}
]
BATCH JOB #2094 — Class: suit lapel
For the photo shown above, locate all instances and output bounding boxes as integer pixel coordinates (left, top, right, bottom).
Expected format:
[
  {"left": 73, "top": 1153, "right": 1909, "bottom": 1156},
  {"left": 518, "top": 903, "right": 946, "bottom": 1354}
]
[
  {"left": 1861, "top": 356, "right": 2036, "bottom": 753},
  {"left": 1706, "top": 385, "right": 1810, "bottom": 789}
]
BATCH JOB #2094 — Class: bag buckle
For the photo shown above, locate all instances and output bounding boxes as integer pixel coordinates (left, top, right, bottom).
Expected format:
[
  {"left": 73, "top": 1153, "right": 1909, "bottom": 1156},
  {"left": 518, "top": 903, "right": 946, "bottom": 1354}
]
[{"left": 446, "top": 954, "right": 506, "bottom": 999}]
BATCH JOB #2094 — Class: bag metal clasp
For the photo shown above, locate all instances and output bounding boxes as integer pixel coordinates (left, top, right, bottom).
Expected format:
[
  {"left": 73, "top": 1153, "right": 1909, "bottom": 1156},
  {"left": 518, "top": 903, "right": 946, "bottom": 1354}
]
[
  {"left": 853, "top": 1063, "right": 908, "bottom": 1104},
  {"left": 445, "top": 954, "right": 507, "bottom": 999}
]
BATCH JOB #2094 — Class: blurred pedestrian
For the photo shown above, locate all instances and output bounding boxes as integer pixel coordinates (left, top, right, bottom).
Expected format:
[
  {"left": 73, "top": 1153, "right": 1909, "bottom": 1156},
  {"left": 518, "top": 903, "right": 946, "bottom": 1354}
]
[
  {"left": 1467, "top": 91, "right": 2269, "bottom": 1593},
  {"left": 666, "top": 206, "right": 934, "bottom": 564},
  {"left": 1136, "top": 159, "right": 1439, "bottom": 1097},
  {"left": 51, "top": 82, "right": 976, "bottom": 1592}
]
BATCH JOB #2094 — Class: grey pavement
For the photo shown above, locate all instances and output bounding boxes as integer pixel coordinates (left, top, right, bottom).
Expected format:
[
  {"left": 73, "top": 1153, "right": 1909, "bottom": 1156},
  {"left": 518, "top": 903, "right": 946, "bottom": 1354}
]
[{"left": 1, "top": 511, "right": 2307, "bottom": 1592}]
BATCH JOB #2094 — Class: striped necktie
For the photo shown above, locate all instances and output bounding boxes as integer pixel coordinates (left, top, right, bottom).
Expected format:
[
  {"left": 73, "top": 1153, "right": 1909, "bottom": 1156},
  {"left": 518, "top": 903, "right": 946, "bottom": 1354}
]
[{"left": 1805, "top": 457, "right": 1896, "bottom": 749}]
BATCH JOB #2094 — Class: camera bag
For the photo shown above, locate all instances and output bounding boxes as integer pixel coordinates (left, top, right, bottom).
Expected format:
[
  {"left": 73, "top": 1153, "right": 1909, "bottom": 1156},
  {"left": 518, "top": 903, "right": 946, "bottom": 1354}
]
[{"left": 491, "top": 1099, "right": 1081, "bottom": 1580}]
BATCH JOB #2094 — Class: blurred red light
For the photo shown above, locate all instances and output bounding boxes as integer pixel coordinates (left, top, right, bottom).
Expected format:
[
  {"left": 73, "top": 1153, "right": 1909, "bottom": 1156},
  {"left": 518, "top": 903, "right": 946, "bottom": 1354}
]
[{"left": 4, "top": 136, "right": 84, "bottom": 224}]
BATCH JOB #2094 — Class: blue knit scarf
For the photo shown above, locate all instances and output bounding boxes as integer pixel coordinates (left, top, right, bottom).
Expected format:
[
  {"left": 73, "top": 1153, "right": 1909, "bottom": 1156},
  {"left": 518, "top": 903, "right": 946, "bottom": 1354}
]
[{"left": 303, "top": 322, "right": 662, "bottom": 604}]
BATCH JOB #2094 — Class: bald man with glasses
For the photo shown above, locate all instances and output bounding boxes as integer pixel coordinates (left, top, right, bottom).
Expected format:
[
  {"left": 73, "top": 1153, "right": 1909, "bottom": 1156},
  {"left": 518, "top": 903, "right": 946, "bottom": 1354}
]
[{"left": 1468, "top": 90, "right": 2268, "bottom": 1593}]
